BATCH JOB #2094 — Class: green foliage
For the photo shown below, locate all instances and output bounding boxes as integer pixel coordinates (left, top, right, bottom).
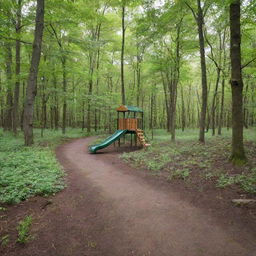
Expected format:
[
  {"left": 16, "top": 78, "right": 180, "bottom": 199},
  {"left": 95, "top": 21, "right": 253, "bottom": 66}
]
[
  {"left": 16, "top": 215, "right": 33, "bottom": 244},
  {"left": 168, "top": 169, "right": 191, "bottom": 180},
  {"left": 1, "top": 234, "right": 10, "bottom": 247},
  {"left": 217, "top": 169, "right": 256, "bottom": 194},
  {"left": 0, "top": 149, "right": 65, "bottom": 204},
  {"left": 0, "top": 130, "right": 72, "bottom": 204},
  {"left": 216, "top": 174, "right": 237, "bottom": 188}
]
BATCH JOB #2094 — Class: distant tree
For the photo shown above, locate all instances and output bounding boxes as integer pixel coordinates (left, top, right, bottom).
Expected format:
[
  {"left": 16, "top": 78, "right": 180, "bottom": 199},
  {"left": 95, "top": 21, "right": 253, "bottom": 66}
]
[{"left": 185, "top": 0, "right": 208, "bottom": 143}]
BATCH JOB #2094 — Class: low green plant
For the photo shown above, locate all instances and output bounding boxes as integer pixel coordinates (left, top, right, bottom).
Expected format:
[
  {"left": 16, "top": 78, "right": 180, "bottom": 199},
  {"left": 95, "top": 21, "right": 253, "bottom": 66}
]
[
  {"left": 168, "top": 168, "right": 191, "bottom": 180},
  {"left": 236, "top": 169, "right": 256, "bottom": 194},
  {"left": 1, "top": 234, "right": 9, "bottom": 247},
  {"left": 87, "top": 240, "right": 97, "bottom": 248},
  {"left": 147, "top": 153, "right": 170, "bottom": 171},
  {"left": 17, "top": 215, "right": 33, "bottom": 244},
  {"left": 205, "top": 172, "right": 216, "bottom": 180},
  {"left": 216, "top": 171, "right": 256, "bottom": 194},
  {"left": 216, "top": 174, "right": 236, "bottom": 188},
  {"left": 0, "top": 148, "right": 65, "bottom": 204}
]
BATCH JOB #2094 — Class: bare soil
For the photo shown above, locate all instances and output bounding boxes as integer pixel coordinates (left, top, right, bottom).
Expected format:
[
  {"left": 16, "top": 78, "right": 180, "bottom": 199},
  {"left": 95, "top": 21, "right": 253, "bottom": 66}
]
[{"left": 1, "top": 137, "right": 256, "bottom": 256}]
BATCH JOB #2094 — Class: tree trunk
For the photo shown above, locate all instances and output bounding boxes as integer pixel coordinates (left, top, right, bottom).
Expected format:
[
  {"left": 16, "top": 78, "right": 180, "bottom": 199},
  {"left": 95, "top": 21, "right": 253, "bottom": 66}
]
[
  {"left": 197, "top": 0, "right": 208, "bottom": 143},
  {"left": 229, "top": 0, "right": 246, "bottom": 163},
  {"left": 62, "top": 56, "right": 67, "bottom": 134},
  {"left": 121, "top": 4, "right": 126, "bottom": 105},
  {"left": 23, "top": 0, "right": 44, "bottom": 146},
  {"left": 0, "top": 71, "right": 3, "bottom": 127},
  {"left": 53, "top": 73, "right": 59, "bottom": 130},
  {"left": 181, "top": 85, "right": 185, "bottom": 131},
  {"left": 4, "top": 44, "right": 13, "bottom": 131},
  {"left": 13, "top": 0, "right": 22, "bottom": 135},
  {"left": 218, "top": 76, "right": 225, "bottom": 135},
  {"left": 211, "top": 68, "right": 221, "bottom": 135}
]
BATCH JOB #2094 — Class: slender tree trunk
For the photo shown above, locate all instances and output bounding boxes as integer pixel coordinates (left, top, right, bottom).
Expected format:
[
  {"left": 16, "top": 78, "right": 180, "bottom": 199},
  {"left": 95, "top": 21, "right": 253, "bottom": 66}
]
[
  {"left": 20, "top": 80, "right": 25, "bottom": 130},
  {"left": 13, "top": 0, "right": 22, "bottom": 135},
  {"left": 23, "top": 0, "right": 44, "bottom": 146},
  {"left": 230, "top": 0, "right": 246, "bottom": 163},
  {"left": 0, "top": 71, "right": 3, "bottom": 127},
  {"left": 211, "top": 68, "right": 221, "bottom": 135},
  {"left": 4, "top": 44, "right": 13, "bottom": 131},
  {"left": 121, "top": 4, "right": 126, "bottom": 105},
  {"left": 87, "top": 70, "right": 93, "bottom": 133},
  {"left": 218, "top": 76, "right": 225, "bottom": 135},
  {"left": 161, "top": 71, "right": 170, "bottom": 131},
  {"left": 40, "top": 76, "right": 48, "bottom": 137},
  {"left": 170, "top": 20, "right": 182, "bottom": 141},
  {"left": 62, "top": 56, "right": 67, "bottom": 134},
  {"left": 243, "top": 82, "right": 249, "bottom": 128},
  {"left": 53, "top": 73, "right": 59, "bottom": 130},
  {"left": 197, "top": 0, "right": 208, "bottom": 142},
  {"left": 181, "top": 85, "right": 185, "bottom": 131}
]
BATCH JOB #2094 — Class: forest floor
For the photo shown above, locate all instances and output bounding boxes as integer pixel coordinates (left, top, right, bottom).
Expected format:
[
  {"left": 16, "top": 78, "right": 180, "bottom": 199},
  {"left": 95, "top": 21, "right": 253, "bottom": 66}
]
[{"left": 1, "top": 135, "right": 256, "bottom": 256}]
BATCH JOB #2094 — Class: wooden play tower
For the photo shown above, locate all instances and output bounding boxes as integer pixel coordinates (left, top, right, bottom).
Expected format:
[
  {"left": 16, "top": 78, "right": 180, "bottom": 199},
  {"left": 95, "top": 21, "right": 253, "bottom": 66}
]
[{"left": 116, "top": 105, "right": 147, "bottom": 146}]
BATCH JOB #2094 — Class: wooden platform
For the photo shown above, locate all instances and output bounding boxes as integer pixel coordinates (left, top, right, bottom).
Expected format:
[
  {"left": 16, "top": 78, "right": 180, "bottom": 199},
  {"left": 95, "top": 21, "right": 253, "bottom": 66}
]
[{"left": 118, "top": 118, "right": 138, "bottom": 130}]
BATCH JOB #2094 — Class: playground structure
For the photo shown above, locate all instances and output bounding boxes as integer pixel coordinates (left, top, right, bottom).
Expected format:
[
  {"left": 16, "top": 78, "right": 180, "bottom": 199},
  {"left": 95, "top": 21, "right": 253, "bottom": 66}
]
[{"left": 89, "top": 105, "right": 148, "bottom": 153}]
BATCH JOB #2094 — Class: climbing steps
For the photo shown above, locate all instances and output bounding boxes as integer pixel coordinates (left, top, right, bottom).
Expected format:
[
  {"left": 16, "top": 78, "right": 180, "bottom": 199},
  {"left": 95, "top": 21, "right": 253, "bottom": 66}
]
[{"left": 136, "top": 129, "right": 147, "bottom": 146}]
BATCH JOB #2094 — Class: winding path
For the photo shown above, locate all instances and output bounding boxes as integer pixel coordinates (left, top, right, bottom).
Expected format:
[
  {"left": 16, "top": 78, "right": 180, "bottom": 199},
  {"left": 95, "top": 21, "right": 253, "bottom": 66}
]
[
  {"left": 11, "top": 137, "right": 255, "bottom": 256},
  {"left": 54, "top": 138, "right": 256, "bottom": 256}
]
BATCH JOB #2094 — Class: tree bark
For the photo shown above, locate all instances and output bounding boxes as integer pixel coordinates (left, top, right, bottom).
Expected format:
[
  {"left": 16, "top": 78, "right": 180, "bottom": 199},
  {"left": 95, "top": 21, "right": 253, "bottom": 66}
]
[
  {"left": 229, "top": 0, "right": 246, "bottom": 163},
  {"left": 4, "top": 44, "right": 13, "bottom": 131},
  {"left": 62, "top": 55, "right": 67, "bottom": 134},
  {"left": 211, "top": 68, "right": 221, "bottom": 135},
  {"left": 23, "top": 0, "right": 44, "bottom": 146},
  {"left": 181, "top": 85, "right": 186, "bottom": 131},
  {"left": 218, "top": 76, "right": 225, "bottom": 135},
  {"left": 53, "top": 73, "right": 59, "bottom": 130},
  {"left": 197, "top": 0, "right": 208, "bottom": 143},
  {"left": 13, "top": 0, "right": 22, "bottom": 135},
  {"left": 121, "top": 3, "right": 126, "bottom": 105}
]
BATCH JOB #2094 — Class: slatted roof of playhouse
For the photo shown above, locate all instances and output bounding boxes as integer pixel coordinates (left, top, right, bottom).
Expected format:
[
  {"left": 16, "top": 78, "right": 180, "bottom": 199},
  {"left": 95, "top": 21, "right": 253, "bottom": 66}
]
[{"left": 116, "top": 105, "right": 143, "bottom": 113}]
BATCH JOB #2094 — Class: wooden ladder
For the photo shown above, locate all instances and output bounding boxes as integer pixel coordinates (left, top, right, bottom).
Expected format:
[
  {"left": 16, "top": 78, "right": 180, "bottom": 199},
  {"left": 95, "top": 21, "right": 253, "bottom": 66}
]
[{"left": 136, "top": 129, "right": 146, "bottom": 146}]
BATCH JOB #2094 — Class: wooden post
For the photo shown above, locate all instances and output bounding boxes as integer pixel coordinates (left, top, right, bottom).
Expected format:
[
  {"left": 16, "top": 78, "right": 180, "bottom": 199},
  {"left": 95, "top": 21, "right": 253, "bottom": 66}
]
[
  {"left": 118, "top": 111, "right": 120, "bottom": 146},
  {"left": 117, "top": 111, "right": 119, "bottom": 129},
  {"left": 142, "top": 112, "right": 144, "bottom": 130},
  {"left": 123, "top": 112, "right": 125, "bottom": 144}
]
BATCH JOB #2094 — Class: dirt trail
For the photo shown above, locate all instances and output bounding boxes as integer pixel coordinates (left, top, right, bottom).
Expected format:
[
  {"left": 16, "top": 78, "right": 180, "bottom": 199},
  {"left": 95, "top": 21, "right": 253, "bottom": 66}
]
[
  {"left": 4, "top": 137, "right": 256, "bottom": 256},
  {"left": 55, "top": 138, "right": 256, "bottom": 256}
]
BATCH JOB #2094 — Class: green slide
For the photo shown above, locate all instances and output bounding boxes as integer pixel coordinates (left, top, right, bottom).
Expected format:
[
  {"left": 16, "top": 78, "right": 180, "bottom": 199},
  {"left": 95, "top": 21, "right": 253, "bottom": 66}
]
[{"left": 89, "top": 130, "right": 128, "bottom": 153}]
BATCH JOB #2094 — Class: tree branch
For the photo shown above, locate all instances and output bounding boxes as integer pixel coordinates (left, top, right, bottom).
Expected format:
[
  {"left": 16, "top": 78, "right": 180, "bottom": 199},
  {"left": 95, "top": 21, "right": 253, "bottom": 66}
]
[
  {"left": 184, "top": 2, "right": 197, "bottom": 20},
  {"left": 0, "top": 34, "right": 32, "bottom": 44},
  {"left": 204, "top": 28, "right": 222, "bottom": 71},
  {"left": 49, "top": 23, "right": 62, "bottom": 48},
  {"left": 241, "top": 57, "right": 256, "bottom": 69},
  {"left": 202, "top": 2, "right": 212, "bottom": 17}
]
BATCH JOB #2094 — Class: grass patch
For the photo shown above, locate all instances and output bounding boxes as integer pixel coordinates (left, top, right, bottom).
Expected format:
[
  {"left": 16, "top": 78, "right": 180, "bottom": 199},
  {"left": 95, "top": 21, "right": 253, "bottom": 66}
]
[
  {"left": 168, "top": 168, "right": 191, "bottom": 180},
  {"left": 16, "top": 215, "right": 33, "bottom": 244},
  {"left": 1, "top": 234, "right": 10, "bottom": 247}
]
